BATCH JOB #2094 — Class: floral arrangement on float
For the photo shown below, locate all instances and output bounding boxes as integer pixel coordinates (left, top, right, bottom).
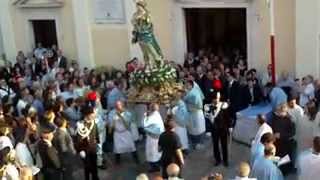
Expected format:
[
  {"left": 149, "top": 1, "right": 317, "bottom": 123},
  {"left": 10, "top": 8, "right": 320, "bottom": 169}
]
[
  {"left": 130, "top": 61, "right": 177, "bottom": 87},
  {"left": 128, "top": 61, "right": 183, "bottom": 104}
]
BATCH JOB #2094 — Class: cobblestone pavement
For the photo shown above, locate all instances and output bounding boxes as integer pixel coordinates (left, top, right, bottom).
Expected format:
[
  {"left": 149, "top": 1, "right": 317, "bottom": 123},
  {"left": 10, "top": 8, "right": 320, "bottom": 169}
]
[{"left": 74, "top": 136, "right": 297, "bottom": 180}]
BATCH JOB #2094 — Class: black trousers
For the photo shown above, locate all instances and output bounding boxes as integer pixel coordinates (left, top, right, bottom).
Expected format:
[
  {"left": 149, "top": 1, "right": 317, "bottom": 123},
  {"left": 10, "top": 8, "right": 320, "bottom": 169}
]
[
  {"left": 61, "top": 153, "right": 76, "bottom": 180},
  {"left": 42, "top": 168, "right": 62, "bottom": 180},
  {"left": 277, "top": 139, "right": 297, "bottom": 176},
  {"left": 83, "top": 152, "right": 99, "bottom": 180},
  {"left": 62, "top": 167, "right": 74, "bottom": 180},
  {"left": 115, "top": 151, "right": 139, "bottom": 164},
  {"left": 211, "top": 129, "right": 228, "bottom": 163}
]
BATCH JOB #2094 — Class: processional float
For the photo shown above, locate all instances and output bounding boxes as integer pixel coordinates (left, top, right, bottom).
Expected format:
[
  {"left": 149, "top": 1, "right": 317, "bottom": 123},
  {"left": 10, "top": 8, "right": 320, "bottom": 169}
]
[{"left": 128, "top": 0, "right": 183, "bottom": 104}]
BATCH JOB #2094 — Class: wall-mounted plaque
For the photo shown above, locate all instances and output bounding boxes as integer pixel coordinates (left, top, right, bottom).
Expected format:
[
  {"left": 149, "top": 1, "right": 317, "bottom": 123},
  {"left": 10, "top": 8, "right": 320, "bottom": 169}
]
[{"left": 94, "top": 0, "right": 126, "bottom": 24}]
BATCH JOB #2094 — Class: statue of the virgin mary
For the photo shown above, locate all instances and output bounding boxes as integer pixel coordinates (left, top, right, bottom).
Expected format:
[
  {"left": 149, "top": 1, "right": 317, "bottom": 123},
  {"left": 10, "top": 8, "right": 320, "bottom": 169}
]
[{"left": 132, "top": 0, "right": 163, "bottom": 66}]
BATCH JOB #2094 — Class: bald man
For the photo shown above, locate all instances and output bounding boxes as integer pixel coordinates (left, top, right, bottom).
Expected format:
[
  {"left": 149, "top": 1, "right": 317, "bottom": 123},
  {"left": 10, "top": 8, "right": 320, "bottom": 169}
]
[
  {"left": 233, "top": 162, "right": 256, "bottom": 180},
  {"left": 143, "top": 103, "right": 165, "bottom": 172},
  {"left": 166, "top": 163, "right": 182, "bottom": 180},
  {"left": 108, "top": 101, "right": 139, "bottom": 164},
  {"left": 136, "top": 174, "right": 149, "bottom": 180}
]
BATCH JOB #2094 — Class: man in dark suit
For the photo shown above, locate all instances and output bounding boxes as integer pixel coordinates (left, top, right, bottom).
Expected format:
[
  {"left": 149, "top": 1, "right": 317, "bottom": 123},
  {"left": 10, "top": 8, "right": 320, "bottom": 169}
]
[
  {"left": 38, "top": 123, "right": 63, "bottom": 180},
  {"left": 195, "top": 65, "right": 207, "bottom": 94},
  {"left": 56, "top": 50, "right": 68, "bottom": 69},
  {"left": 242, "top": 79, "right": 263, "bottom": 106},
  {"left": 53, "top": 116, "right": 77, "bottom": 180},
  {"left": 204, "top": 92, "right": 232, "bottom": 167},
  {"left": 75, "top": 106, "right": 100, "bottom": 180},
  {"left": 203, "top": 71, "right": 214, "bottom": 104},
  {"left": 225, "top": 72, "right": 242, "bottom": 126}
]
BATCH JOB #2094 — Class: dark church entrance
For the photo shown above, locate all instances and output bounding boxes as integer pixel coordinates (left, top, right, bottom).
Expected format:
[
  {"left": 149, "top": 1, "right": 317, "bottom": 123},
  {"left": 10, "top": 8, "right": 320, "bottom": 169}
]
[
  {"left": 185, "top": 8, "right": 247, "bottom": 61},
  {"left": 31, "top": 20, "right": 58, "bottom": 48}
]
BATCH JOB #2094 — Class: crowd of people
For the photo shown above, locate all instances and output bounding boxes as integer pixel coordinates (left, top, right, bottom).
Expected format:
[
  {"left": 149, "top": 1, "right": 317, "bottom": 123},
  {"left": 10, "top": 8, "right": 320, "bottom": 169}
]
[{"left": 0, "top": 45, "right": 319, "bottom": 180}]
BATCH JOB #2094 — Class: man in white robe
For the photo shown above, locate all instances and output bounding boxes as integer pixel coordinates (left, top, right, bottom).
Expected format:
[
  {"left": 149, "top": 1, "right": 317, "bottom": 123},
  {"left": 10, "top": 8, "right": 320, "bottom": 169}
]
[
  {"left": 297, "top": 136, "right": 320, "bottom": 180},
  {"left": 251, "top": 115, "right": 273, "bottom": 160},
  {"left": 171, "top": 91, "right": 190, "bottom": 152},
  {"left": 108, "top": 101, "right": 139, "bottom": 164},
  {"left": 251, "top": 144, "right": 284, "bottom": 180},
  {"left": 184, "top": 80, "right": 206, "bottom": 149},
  {"left": 143, "top": 103, "right": 165, "bottom": 172}
]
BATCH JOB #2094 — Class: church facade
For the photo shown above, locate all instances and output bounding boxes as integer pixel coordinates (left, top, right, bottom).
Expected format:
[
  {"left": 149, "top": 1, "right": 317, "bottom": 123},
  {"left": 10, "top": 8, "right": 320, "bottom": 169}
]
[{"left": 0, "top": 0, "right": 319, "bottom": 78}]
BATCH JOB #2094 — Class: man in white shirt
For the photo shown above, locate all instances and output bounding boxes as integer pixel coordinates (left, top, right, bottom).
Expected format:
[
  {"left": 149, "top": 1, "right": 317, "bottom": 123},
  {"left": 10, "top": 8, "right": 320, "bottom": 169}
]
[
  {"left": 59, "top": 82, "right": 76, "bottom": 101},
  {"left": 287, "top": 95, "right": 304, "bottom": 124},
  {"left": 298, "top": 136, "right": 320, "bottom": 180},
  {"left": 16, "top": 87, "right": 30, "bottom": 117},
  {"left": 299, "top": 75, "right": 315, "bottom": 107},
  {"left": 33, "top": 43, "right": 46, "bottom": 60},
  {"left": 260, "top": 64, "right": 277, "bottom": 87},
  {"left": 56, "top": 49, "right": 67, "bottom": 69}
]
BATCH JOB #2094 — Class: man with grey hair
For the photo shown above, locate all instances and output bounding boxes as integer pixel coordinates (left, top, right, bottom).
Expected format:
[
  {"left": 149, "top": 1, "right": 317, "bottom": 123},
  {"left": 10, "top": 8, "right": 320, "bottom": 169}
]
[{"left": 299, "top": 75, "right": 315, "bottom": 107}]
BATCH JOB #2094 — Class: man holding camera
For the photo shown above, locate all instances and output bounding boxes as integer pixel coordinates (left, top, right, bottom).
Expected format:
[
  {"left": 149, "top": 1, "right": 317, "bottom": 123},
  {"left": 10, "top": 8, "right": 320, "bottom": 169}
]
[{"left": 204, "top": 92, "right": 232, "bottom": 167}]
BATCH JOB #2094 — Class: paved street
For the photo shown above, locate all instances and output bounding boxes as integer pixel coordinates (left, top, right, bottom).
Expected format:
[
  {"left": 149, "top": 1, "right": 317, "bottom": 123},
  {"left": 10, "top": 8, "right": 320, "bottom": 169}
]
[{"left": 75, "top": 136, "right": 298, "bottom": 180}]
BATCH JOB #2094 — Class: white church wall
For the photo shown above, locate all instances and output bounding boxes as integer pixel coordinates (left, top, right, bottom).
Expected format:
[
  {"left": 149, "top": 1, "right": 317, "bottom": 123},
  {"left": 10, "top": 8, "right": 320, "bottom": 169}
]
[
  {"left": 89, "top": 0, "right": 131, "bottom": 69},
  {"left": 0, "top": 0, "right": 17, "bottom": 62},
  {"left": 0, "top": 25, "right": 5, "bottom": 60},
  {"left": 296, "top": 0, "right": 319, "bottom": 78},
  {"left": 274, "top": 0, "right": 296, "bottom": 77}
]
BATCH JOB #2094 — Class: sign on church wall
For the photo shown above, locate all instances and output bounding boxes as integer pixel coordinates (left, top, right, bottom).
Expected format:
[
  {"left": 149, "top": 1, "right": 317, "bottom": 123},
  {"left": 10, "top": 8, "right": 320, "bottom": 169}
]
[{"left": 94, "top": 0, "right": 126, "bottom": 24}]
